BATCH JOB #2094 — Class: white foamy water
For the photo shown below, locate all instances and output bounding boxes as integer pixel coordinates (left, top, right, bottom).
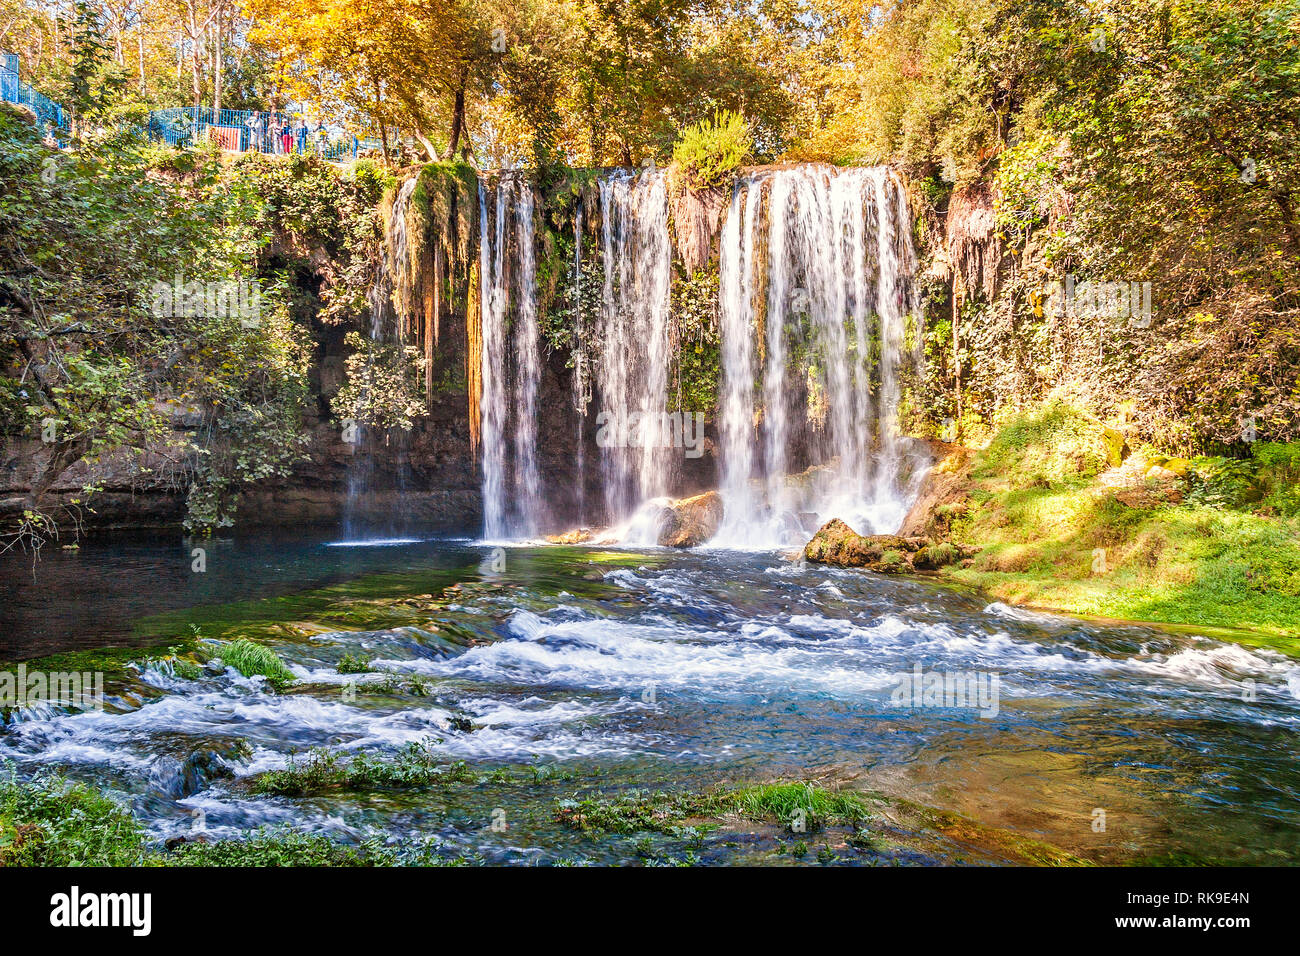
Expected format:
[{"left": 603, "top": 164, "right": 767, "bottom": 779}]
[
  {"left": 596, "top": 168, "right": 675, "bottom": 526},
  {"left": 479, "top": 173, "right": 542, "bottom": 539},
  {"left": 710, "top": 165, "right": 925, "bottom": 549},
  {"left": 5, "top": 545, "right": 1299, "bottom": 869},
  {"left": 325, "top": 538, "right": 425, "bottom": 548}
]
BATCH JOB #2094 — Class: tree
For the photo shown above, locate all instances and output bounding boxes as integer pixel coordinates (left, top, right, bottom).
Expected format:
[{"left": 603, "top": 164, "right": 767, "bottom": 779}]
[{"left": 0, "top": 105, "right": 313, "bottom": 544}]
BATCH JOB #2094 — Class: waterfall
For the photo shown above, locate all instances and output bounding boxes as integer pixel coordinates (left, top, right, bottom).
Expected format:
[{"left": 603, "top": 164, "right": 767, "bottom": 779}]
[
  {"left": 711, "top": 165, "right": 919, "bottom": 548},
  {"left": 870, "top": 168, "right": 905, "bottom": 511},
  {"left": 342, "top": 176, "right": 419, "bottom": 538},
  {"left": 594, "top": 168, "right": 673, "bottom": 528},
  {"left": 468, "top": 162, "right": 916, "bottom": 547},
  {"left": 478, "top": 173, "right": 541, "bottom": 540},
  {"left": 715, "top": 180, "right": 763, "bottom": 540},
  {"left": 572, "top": 199, "right": 588, "bottom": 526}
]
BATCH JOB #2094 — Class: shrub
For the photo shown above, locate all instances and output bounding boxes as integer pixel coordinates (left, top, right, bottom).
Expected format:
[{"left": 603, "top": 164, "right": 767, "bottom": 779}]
[
  {"left": 1187, "top": 456, "right": 1258, "bottom": 509},
  {"left": 671, "top": 110, "right": 752, "bottom": 191},
  {"left": 253, "top": 743, "right": 477, "bottom": 796},
  {"left": 168, "top": 829, "right": 476, "bottom": 867}
]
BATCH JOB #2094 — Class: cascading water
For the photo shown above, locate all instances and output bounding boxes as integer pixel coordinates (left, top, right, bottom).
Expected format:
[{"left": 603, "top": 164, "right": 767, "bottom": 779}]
[
  {"left": 571, "top": 199, "right": 589, "bottom": 526},
  {"left": 473, "top": 162, "right": 916, "bottom": 547},
  {"left": 478, "top": 173, "right": 542, "bottom": 540},
  {"left": 870, "top": 167, "right": 907, "bottom": 509},
  {"left": 715, "top": 180, "right": 764, "bottom": 539},
  {"left": 594, "top": 168, "right": 674, "bottom": 534},
  {"left": 711, "top": 165, "right": 921, "bottom": 548},
  {"left": 343, "top": 176, "right": 419, "bottom": 538}
]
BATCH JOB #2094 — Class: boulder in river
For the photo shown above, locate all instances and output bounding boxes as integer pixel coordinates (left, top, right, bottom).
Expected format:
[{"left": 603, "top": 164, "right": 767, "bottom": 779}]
[
  {"left": 545, "top": 490, "right": 724, "bottom": 548},
  {"left": 657, "top": 491, "right": 724, "bottom": 547},
  {"left": 804, "top": 518, "right": 922, "bottom": 568},
  {"left": 803, "top": 518, "right": 973, "bottom": 572}
]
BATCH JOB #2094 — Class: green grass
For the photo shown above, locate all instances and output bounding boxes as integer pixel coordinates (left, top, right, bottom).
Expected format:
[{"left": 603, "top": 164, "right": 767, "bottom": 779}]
[
  {"left": 169, "top": 830, "right": 384, "bottom": 866},
  {"left": 253, "top": 744, "right": 479, "bottom": 796},
  {"left": 168, "top": 829, "right": 477, "bottom": 867},
  {"left": 937, "top": 403, "right": 1300, "bottom": 648},
  {"left": 0, "top": 771, "right": 480, "bottom": 867},
  {"left": 0, "top": 640, "right": 199, "bottom": 679},
  {"left": 0, "top": 771, "right": 154, "bottom": 866},
  {"left": 336, "top": 651, "right": 372, "bottom": 674},
  {"left": 727, "top": 782, "right": 872, "bottom": 828},
  {"left": 974, "top": 400, "right": 1109, "bottom": 485},
  {"left": 218, "top": 638, "right": 297, "bottom": 688},
  {"left": 555, "top": 781, "right": 873, "bottom": 837}
]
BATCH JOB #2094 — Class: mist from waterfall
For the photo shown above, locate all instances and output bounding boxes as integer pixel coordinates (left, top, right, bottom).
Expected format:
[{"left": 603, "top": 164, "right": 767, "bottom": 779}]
[
  {"left": 595, "top": 168, "right": 674, "bottom": 530},
  {"left": 478, "top": 173, "right": 542, "bottom": 540},
  {"left": 711, "top": 165, "right": 920, "bottom": 549}
]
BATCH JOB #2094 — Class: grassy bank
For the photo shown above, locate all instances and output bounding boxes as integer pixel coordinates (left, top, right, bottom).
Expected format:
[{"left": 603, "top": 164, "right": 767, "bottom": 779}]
[{"left": 929, "top": 402, "right": 1300, "bottom": 652}]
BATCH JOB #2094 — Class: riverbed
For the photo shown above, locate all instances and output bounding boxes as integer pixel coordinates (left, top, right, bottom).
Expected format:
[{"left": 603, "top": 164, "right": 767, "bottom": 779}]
[{"left": 2, "top": 532, "right": 1297, "bottom": 865}]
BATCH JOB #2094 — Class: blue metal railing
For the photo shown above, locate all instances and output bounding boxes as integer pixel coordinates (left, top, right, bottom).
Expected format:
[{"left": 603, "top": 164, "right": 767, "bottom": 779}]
[
  {"left": 1, "top": 57, "right": 69, "bottom": 139},
  {"left": 147, "top": 106, "right": 383, "bottom": 160},
  {"left": 2, "top": 54, "right": 383, "bottom": 161}
]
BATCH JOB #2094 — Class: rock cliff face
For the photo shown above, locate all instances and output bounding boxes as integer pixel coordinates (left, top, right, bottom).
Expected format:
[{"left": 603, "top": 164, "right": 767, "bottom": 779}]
[{"left": 1, "top": 274, "right": 719, "bottom": 537}]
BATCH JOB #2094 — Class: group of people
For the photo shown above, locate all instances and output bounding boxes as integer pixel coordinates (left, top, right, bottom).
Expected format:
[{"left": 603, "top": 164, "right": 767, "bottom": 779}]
[
  {"left": 243, "top": 111, "right": 345, "bottom": 155},
  {"left": 138, "top": 107, "right": 363, "bottom": 157}
]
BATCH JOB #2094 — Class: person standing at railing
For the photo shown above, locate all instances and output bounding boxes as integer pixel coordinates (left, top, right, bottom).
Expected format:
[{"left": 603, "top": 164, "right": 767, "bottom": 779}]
[
  {"left": 245, "top": 110, "right": 264, "bottom": 153},
  {"left": 315, "top": 120, "right": 327, "bottom": 156},
  {"left": 279, "top": 118, "right": 293, "bottom": 155},
  {"left": 295, "top": 117, "right": 308, "bottom": 154}
]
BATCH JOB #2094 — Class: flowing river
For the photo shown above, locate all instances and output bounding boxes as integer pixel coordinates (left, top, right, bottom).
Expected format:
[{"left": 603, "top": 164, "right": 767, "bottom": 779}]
[{"left": 2, "top": 531, "right": 1298, "bottom": 865}]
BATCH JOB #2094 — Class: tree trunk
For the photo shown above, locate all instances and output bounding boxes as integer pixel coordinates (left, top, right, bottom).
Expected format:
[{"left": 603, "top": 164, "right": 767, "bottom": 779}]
[
  {"left": 415, "top": 131, "right": 441, "bottom": 163},
  {"left": 448, "top": 67, "right": 467, "bottom": 157},
  {"left": 213, "top": 17, "right": 223, "bottom": 113},
  {"left": 22, "top": 435, "right": 93, "bottom": 512},
  {"left": 190, "top": 40, "right": 201, "bottom": 108}
]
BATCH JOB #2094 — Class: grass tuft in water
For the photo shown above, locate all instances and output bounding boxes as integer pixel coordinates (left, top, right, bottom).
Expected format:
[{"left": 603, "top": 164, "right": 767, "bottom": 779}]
[
  {"left": 336, "top": 652, "right": 372, "bottom": 674},
  {"left": 555, "top": 781, "right": 873, "bottom": 837},
  {"left": 728, "top": 782, "right": 872, "bottom": 830},
  {"left": 253, "top": 743, "right": 478, "bottom": 796},
  {"left": 0, "top": 770, "right": 485, "bottom": 867},
  {"left": 218, "top": 638, "right": 297, "bottom": 688}
]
